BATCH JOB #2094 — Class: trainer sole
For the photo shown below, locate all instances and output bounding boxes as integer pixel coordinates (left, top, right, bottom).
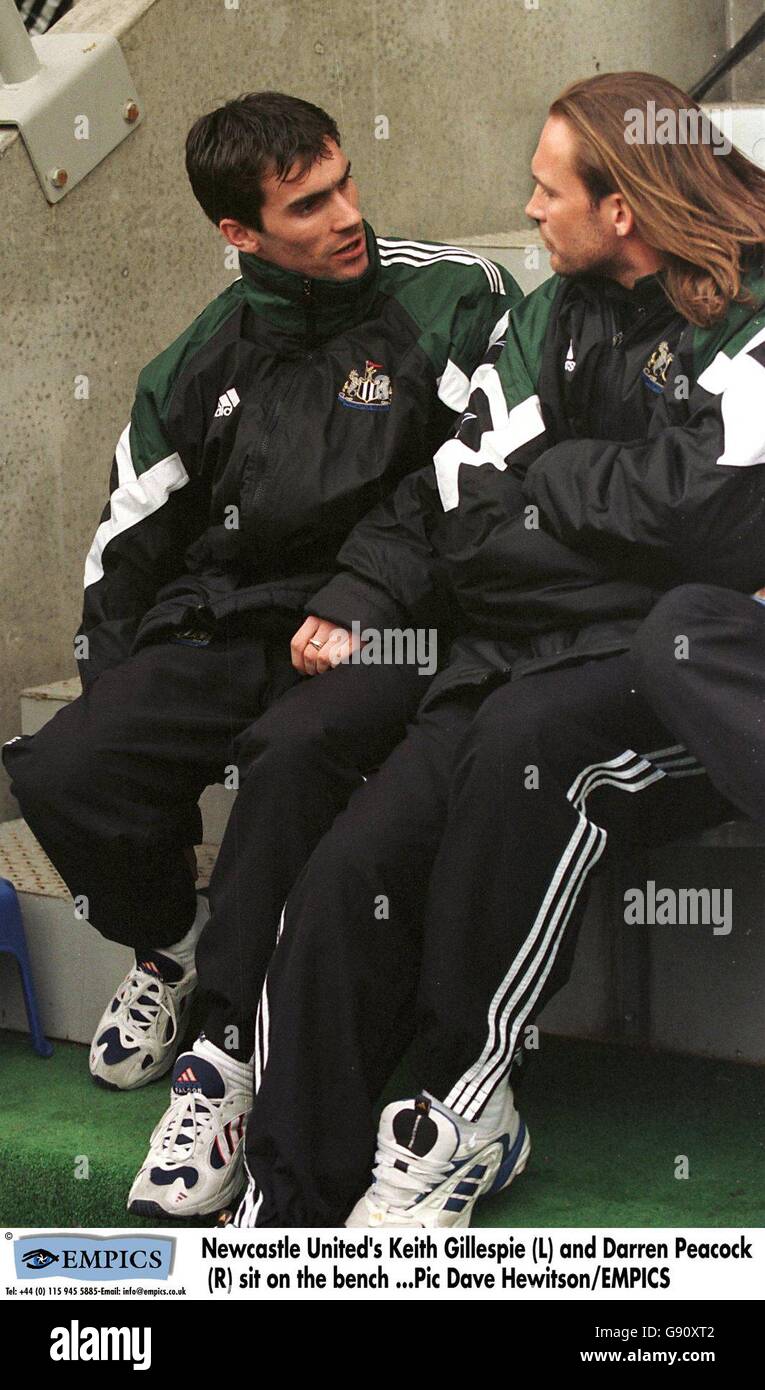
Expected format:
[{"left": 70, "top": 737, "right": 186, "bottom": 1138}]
[
  {"left": 89, "top": 1050, "right": 178, "bottom": 1092},
  {"left": 128, "top": 1173, "right": 245, "bottom": 1221}
]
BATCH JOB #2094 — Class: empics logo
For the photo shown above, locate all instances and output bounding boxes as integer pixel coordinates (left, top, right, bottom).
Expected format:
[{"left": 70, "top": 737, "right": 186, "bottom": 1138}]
[
  {"left": 50, "top": 1321, "right": 151, "bottom": 1372},
  {"left": 20, "top": 1248, "right": 60, "bottom": 1270},
  {"left": 15, "top": 1234, "right": 173, "bottom": 1281}
]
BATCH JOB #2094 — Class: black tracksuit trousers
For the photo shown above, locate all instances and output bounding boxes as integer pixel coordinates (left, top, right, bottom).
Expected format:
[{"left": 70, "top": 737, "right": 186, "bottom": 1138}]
[
  {"left": 238, "top": 650, "right": 735, "bottom": 1227},
  {"left": 1, "top": 620, "right": 428, "bottom": 1057}
]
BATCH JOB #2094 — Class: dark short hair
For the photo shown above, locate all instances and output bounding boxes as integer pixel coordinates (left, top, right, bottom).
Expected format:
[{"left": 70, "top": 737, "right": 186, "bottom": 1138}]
[{"left": 185, "top": 91, "right": 341, "bottom": 231}]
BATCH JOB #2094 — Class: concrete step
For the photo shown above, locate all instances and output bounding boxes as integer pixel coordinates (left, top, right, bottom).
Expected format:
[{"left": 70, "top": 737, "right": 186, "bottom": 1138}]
[
  {"left": 0, "top": 818, "right": 218, "bottom": 1045},
  {"left": 19, "top": 677, "right": 236, "bottom": 845}
]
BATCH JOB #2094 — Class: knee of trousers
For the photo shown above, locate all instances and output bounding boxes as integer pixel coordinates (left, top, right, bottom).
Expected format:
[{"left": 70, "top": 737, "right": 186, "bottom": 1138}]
[
  {"left": 233, "top": 708, "right": 350, "bottom": 784},
  {"left": 456, "top": 678, "right": 558, "bottom": 777},
  {"left": 2, "top": 726, "right": 100, "bottom": 817},
  {"left": 633, "top": 585, "right": 724, "bottom": 690},
  {"left": 280, "top": 811, "right": 420, "bottom": 948}
]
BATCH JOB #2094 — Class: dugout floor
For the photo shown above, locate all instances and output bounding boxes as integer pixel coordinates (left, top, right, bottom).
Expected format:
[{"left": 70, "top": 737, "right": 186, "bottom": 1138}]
[{"left": 1, "top": 1031, "right": 762, "bottom": 1229}]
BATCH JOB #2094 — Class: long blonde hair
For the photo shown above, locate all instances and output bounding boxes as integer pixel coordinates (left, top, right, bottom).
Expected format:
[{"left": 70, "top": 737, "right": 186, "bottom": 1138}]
[{"left": 549, "top": 72, "right": 765, "bottom": 325}]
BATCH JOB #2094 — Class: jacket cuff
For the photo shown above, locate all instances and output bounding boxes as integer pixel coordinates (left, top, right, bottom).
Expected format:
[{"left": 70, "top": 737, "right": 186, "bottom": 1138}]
[{"left": 306, "top": 573, "right": 407, "bottom": 633}]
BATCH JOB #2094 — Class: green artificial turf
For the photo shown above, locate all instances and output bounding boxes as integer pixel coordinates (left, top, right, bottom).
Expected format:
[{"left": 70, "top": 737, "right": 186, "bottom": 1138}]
[{"left": 1, "top": 1030, "right": 762, "bottom": 1229}]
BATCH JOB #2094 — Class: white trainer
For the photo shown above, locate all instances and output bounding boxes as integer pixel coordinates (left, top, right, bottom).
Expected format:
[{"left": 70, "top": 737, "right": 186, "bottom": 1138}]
[
  {"left": 346, "top": 1089, "right": 530, "bottom": 1228},
  {"left": 89, "top": 895, "right": 209, "bottom": 1091},
  {"left": 89, "top": 957, "right": 197, "bottom": 1091},
  {"left": 127, "top": 1038, "right": 251, "bottom": 1219}
]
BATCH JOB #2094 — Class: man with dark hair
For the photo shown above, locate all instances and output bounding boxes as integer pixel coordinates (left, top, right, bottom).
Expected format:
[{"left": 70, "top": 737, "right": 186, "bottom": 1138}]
[
  {"left": 2, "top": 91, "right": 518, "bottom": 1217},
  {"left": 185, "top": 90, "right": 342, "bottom": 235},
  {"left": 229, "top": 73, "right": 765, "bottom": 1230}
]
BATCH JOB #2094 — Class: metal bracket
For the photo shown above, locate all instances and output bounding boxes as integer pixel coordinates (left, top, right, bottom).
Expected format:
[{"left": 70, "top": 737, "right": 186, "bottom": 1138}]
[{"left": 0, "top": 28, "right": 142, "bottom": 203}]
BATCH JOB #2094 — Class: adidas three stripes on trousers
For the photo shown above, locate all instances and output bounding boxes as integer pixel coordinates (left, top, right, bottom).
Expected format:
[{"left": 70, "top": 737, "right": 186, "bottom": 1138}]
[{"left": 237, "top": 643, "right": 735, "bottom": 1226}]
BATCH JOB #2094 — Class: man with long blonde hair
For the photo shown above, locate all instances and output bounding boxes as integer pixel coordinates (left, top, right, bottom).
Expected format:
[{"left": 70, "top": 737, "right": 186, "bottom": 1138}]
[
  {"left": 234, "top": 72, "right": 765, "bottom": 1229},
  {"left": 545, "top": 71, "right": 765, "bottom": 324}
]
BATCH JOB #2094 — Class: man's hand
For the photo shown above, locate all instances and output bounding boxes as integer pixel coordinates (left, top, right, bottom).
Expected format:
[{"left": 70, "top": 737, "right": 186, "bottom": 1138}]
[
  {"left": 291, "top": 615, "right": 359, "bottom": 675},
  {"left": 753, "top": 587, "right": 765, "bottom": 601}
]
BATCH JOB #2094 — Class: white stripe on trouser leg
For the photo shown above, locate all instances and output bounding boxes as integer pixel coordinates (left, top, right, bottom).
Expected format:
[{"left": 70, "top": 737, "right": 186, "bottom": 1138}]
[
  {"left": 567, "top": 744, "right": 686, "bottom": 808},
  {"left": 447, "top": 757, "right": 662, "bottom": 1113},
  {"left": 444, "top": 812, "right": 607, "bottom": 1116},
  {"left": 465, "top": 819, "right": 608, "bottom": 1113},
  {"left": 444, "top": 750, "right": 684, "bottom": 1118},
  {"left": 449, "top": 764, "right": 665, "bottom": 1116},
  {"left": 233, "top": 1152, "right": 262, "bottom": 1226},
  {"left": 253, "top": 903, "right": 285, "bottom": 1092},
  {"left": 572, "top": 759, "right": 664, "bottom": 813},
  {"left": 570, "top": 743, "right": 707, "bottom": 813},
  {"left": 234, "top": 904, "right": 287, "bottom": 1226},
  {"left": 254, "top": 986, "right": 268, "bottom": 1092},
  {"left": 635, "top": 743, "right": 686, "bottom": 762},
  {"left": 641, "top": 743, "right": 706, "bottom": 778},
  {"left": 445, "top": 813, "right": 600, "bottom": 1114},
  {"left": 461, "top": 765, "right": 667, "bottom": 1114},
  {"left": 567, "top": 743, "right": 706, "bottom": 804},
  {"left": 567, "top": 748, "right": 644, "bottom": 805}
]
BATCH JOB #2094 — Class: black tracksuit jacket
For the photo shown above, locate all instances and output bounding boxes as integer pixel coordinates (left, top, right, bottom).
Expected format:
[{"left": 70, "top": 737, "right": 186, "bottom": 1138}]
[
  {"left": 75, "top": 222, "right": 518, "bottom": 687},
  {"left": 307, "top": 262, "right": 765, "bottom": 704}
]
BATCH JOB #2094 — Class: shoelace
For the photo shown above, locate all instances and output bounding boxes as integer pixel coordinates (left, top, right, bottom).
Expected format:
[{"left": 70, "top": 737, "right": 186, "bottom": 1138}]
[
  {"left": 113, "top": 967, "right": 179, "bottom": 1044},
  {"left": 370, "top": 1133, "right": 458, "bottom": 1209},
  {"left": 149, "top": 1089, "right": 223, "bottom": 1168}
]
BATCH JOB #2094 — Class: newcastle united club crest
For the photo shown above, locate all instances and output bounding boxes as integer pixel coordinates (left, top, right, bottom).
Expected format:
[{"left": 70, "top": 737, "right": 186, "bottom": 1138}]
[
  {"left": 642, "top": 340, "right": 674, "bottom": 393},
  {"left": 338, "top": 359, "right": 393, "bottom": 411}
]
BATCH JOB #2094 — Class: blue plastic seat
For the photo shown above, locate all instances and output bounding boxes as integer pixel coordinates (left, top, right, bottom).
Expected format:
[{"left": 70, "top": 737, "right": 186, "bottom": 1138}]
[{"left": 0, "top": 877, "right": 53, "bottom": 1057}]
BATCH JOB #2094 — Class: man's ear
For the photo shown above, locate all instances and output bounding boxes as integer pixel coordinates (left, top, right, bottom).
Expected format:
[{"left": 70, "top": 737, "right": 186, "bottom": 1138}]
[
  {"left": 218, "top": 218, "right": 262, "bottom": 254},
  {"left": 610, "top": 193, "right": 635, "bottom": 239}
]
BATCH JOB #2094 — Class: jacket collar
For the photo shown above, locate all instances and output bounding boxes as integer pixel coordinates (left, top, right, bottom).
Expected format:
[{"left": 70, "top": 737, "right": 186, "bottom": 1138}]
[
  {"left": 238, "top": 220, "right": 380, "bottom": 340},
  {"left": 573, "top": 269, "right": 669, "bottom": 309}
]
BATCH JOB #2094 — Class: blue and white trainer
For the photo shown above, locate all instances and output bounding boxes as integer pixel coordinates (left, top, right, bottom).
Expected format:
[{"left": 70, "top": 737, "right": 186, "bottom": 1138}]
[
  {"left": 89, "top": 953, "right": 197, "bottom": 1091},
  {"left": 345, "top": 1088, "right": 530, "bottom": 1228},
  {"left": 89, "top": 894, "right": 210, "bottom": 1091},
  {"left": 127, "top": 1037, "right": 252, "bottom": 1219}
]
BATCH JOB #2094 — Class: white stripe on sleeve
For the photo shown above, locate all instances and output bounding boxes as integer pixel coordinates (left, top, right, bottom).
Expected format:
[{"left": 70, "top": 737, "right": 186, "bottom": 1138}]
[
  {"left": 434, "top": 390, "right": 545, "bottom": 511},
  {"left": 437, "top": 358, "right": 471, "bottom": 413},
  {"left": 83, "top": 423, "right": 189, "bottom": 588},
  {"left": 697, "top": 324, "right": 765, "bottom": 468}
]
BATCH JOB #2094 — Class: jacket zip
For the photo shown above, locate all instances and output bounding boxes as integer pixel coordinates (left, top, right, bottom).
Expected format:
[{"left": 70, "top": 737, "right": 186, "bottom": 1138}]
[
  {"left": 256, "top": 291, "right": 316, "bottom": 487},
  {"left": 255, "top": 281, "right": 314, "bottom": 492},
  {"left": 303, "top": 278, "right": 316, "bottom": 345},
  {"left": 255, "top": 363, "right": 301, "bottom": 490}
]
